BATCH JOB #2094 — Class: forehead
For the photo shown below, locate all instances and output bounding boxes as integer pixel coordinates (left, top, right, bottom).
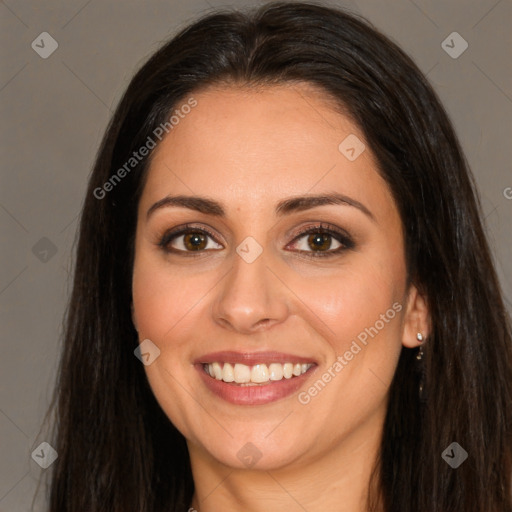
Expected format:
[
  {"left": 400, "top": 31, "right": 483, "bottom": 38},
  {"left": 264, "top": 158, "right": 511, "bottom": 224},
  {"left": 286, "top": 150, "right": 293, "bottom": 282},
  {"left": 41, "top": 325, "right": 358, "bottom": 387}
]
[{"left": 139, "top": 82, "right": 391, "bottom": 218}]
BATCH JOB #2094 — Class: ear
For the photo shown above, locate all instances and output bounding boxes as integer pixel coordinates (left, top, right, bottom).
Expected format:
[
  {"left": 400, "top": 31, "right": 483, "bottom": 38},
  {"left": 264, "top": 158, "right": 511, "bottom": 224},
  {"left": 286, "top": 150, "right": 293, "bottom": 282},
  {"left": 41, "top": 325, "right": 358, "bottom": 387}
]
[
  {"left": 131, "top": 302, "right": 138, "bottom": 332},
  {"left": 401, "top": 284, "right": 430, "bottom": 348}
]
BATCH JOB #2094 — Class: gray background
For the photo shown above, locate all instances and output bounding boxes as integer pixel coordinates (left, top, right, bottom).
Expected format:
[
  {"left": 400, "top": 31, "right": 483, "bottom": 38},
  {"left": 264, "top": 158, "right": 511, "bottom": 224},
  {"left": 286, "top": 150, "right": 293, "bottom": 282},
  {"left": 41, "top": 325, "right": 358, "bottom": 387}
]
[{"left": 1, "top": 0, "right": 511, "bottom": 510}]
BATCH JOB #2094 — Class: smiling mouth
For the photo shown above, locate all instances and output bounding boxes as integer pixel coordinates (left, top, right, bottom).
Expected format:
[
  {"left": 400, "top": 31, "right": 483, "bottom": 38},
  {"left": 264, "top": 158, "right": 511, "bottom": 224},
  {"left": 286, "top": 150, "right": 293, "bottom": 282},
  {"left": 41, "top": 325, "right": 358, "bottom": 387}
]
[{"left": 203, "top": 361, "right": 314, "bottom": 386}]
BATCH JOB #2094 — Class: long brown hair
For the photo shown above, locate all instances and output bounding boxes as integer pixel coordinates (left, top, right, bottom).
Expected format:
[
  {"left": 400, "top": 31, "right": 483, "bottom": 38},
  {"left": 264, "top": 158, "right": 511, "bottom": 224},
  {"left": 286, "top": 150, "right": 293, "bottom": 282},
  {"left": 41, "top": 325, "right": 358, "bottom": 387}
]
[{"left": 43, "top": 2, "right": 512, "bottom": 510}]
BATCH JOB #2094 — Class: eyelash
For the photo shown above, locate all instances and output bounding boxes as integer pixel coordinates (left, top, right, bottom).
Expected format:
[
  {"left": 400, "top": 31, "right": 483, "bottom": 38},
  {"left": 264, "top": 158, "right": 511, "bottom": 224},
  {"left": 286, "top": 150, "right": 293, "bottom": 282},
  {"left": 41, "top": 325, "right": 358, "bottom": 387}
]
[{"left": 157, "top": 222, "right": 355, "bottom": 259}]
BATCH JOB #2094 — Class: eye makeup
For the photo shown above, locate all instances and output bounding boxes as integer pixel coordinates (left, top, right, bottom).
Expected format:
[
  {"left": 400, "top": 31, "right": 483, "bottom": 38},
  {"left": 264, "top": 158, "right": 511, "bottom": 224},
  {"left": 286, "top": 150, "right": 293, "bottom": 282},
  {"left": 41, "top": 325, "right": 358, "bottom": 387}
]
[{"left": 156, "top": 222, "right": 355, "bottom": 259}]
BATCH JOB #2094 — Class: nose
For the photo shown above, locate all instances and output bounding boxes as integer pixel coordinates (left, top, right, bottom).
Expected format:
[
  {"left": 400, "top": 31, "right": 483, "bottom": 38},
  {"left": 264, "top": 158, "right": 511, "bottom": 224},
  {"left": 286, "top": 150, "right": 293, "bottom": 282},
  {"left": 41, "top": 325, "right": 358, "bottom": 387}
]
[{"left": 211, "top": 248, "right": 290, "bottom": 334}]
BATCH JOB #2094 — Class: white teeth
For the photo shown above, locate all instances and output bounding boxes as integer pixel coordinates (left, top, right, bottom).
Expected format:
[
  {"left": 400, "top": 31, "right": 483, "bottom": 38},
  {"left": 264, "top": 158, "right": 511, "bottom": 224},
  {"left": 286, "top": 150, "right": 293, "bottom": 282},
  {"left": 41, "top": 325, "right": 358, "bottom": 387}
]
[
  {"left": 233, "top": 363, "right": 251, "bottom": 383},
  {"left": 283, "top": 363, "right": 293, "bottom": 379},
  {"left": 212, "top": 362, "right": 223, "bottom": 380},
  {"left": 222, "top": 362, "right": 235, "bottom": 382},
  {"left": 251, "top": 364, "right": 269, "bottom": 383},
  {"left": 269, "top": 363, "right": 283, "bottom": 381},
  {"left": 204, "top": 361, "right": 313, "bottom": 384}
]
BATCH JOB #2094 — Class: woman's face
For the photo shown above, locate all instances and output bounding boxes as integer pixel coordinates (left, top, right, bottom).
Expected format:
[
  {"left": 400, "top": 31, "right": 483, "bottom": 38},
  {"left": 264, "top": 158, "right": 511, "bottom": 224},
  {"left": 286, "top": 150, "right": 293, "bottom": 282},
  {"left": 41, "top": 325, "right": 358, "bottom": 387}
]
[{"left": 132, "top": 83, "right": 417, "bottom": 472}]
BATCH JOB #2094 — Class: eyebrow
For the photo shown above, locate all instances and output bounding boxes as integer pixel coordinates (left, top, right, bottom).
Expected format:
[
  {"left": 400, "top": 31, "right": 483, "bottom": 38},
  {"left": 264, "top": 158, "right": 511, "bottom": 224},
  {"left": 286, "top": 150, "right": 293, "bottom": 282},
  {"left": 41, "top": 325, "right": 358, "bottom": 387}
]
[{"left": 146, "top": 193, "right": 375, "bottom": 221}]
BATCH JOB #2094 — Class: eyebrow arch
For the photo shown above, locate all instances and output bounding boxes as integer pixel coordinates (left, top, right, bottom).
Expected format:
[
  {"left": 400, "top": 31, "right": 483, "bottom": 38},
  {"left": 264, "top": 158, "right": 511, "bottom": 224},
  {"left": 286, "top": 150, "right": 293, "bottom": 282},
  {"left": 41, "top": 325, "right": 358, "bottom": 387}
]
[
  {"left": 276, "top": 193, "right": 375, "bottom": 221},
  {"left": 146, "top": 193, "right": 375, "bottom": 221}
]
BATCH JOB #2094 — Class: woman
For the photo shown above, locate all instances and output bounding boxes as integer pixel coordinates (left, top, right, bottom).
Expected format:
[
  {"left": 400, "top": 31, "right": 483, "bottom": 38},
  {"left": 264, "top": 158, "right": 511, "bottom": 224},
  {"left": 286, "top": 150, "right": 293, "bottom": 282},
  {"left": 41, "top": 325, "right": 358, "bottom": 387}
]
[{"left": 44, "top": 2, "right": 512, "bottom": 511}]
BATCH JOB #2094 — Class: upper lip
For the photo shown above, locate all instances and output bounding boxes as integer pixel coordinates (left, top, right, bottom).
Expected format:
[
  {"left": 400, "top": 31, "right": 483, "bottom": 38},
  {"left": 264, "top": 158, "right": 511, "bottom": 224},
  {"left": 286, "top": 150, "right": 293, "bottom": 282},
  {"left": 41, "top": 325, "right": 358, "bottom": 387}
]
[{"left": 194, "top": 351, "right": 318, "bottom": 366}]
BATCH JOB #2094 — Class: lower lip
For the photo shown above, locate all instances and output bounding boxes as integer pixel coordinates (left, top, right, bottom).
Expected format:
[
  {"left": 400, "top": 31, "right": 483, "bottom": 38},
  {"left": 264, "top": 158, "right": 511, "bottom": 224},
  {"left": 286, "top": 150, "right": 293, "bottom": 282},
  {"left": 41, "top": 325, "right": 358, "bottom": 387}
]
[{"left": 196, "top": 364, "right": 316, "bottom": 405}]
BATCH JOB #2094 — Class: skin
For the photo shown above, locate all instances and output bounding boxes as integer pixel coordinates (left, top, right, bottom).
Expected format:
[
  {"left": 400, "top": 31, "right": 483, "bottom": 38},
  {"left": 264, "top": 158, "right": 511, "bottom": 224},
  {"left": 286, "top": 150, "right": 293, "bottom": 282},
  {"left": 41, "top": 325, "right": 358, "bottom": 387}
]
[{"left": 131, "top": 82, "right": 430, "bottom": 512}]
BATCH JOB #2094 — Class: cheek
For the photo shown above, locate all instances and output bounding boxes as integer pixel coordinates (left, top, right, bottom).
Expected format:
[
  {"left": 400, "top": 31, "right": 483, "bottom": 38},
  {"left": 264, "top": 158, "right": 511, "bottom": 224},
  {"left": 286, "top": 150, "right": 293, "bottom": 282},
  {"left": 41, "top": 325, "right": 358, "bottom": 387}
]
[
  {"left": 131, "top": 253, "right": 206, "bottom": 435},
  {"left": 132, "top": 251, "right": 206, "bottom": 343},
  {"left": 290, "top": 253, "right": 406, "bottom": 414},
  {"left": 283, "top": 265, "right": 404, "bottom": 446},
  {"left": 297, "top": 261, "right": 404, "bottom": 348},
  {"left": 132, "top": 266, "right": 172, "bottom": 341}
]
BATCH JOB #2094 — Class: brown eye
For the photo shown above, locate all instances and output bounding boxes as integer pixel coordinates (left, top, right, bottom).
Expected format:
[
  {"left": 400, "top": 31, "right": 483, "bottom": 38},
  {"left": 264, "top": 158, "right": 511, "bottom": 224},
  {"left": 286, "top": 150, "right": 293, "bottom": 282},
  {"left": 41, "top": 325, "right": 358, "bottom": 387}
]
[
  {"left": 287, "top": 224, "right": 355, "bottom": 258},
  {"left": 306, "top": 232, "right": 334, "bottom": 251},
  {"left": 182, "top": 232, "right": 208, "bottom": 251},
  {"left": 293, "top": 231, "right": 342, "bottom": 253},
  {"left": 159, "top": 226, "right": 223, "bottom": 254}
]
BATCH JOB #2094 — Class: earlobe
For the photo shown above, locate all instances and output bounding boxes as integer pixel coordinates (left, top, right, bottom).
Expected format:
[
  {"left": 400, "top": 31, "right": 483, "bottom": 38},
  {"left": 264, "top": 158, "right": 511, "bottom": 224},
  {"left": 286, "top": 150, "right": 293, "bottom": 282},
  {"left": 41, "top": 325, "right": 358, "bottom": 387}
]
[{"left": 401, "top": 285, "right": 430, "bottom": 348}]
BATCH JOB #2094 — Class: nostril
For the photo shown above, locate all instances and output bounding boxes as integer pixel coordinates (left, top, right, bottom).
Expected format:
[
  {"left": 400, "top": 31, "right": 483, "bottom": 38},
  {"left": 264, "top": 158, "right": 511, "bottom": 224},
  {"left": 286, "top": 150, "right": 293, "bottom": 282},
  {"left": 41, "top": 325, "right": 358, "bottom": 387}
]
[{"left": 252, "top": 318, "right": 275, "bottom": 331}]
